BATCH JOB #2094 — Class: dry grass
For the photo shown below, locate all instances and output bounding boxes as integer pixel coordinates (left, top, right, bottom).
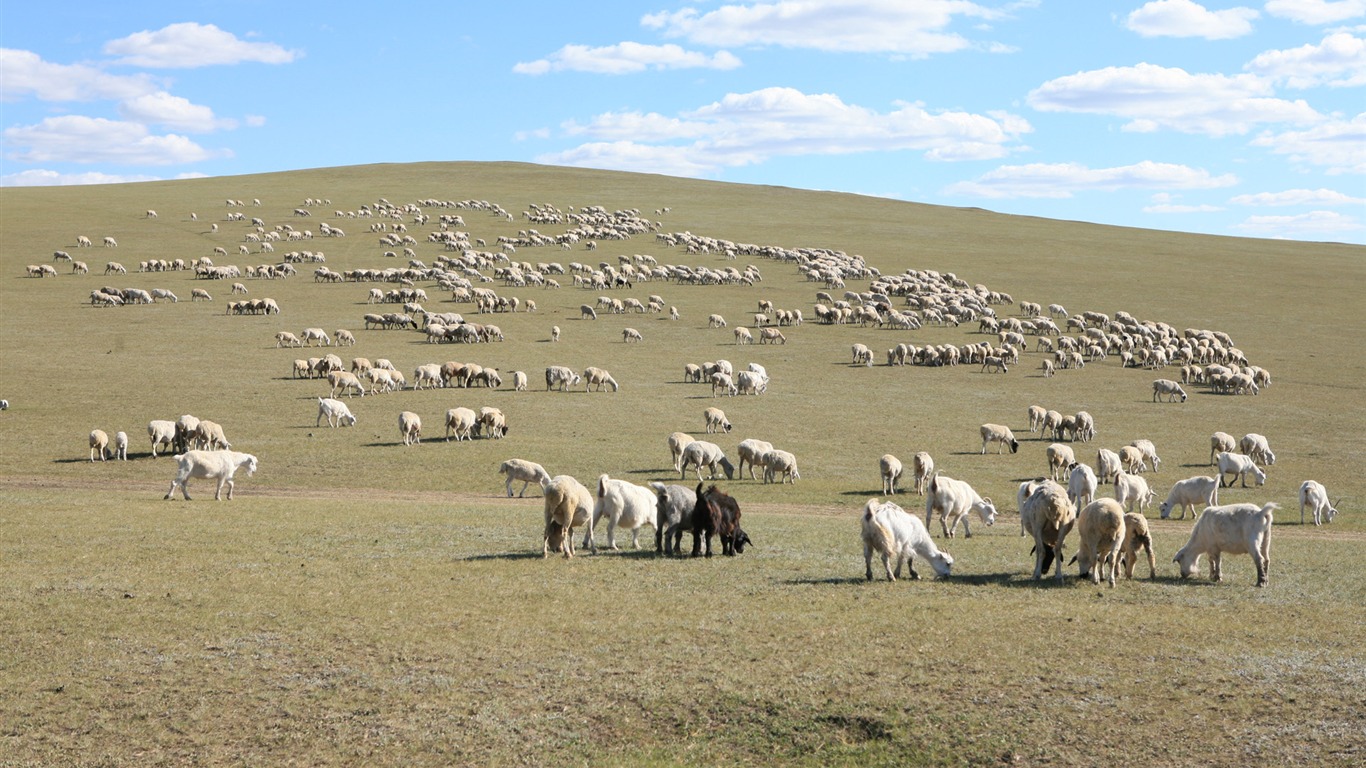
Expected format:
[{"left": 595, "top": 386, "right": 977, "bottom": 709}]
[{"left": 0, "top": 162, "right": 1363, "bottom": 766}]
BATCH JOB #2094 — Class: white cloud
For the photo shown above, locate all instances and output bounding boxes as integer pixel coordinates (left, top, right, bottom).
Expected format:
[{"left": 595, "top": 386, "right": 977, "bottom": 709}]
[
  {"left": 539, "top": 87, "right": 1031, "bottom": 176},
  {"left": 1027, "top": 62, "right": 1322, "bottom": 135},
  {"left": 1232, "top": 209, "right": 1363, "bottom": 238},
  {"left": 1230, "top": 187, "right": 1365, "bottom": 205},
  {"left": 1264, "top": 0, "right": 1366, "bottom": 25},
  {"left": 514, "top": 42, "right": 741, "bottom": 75},
  {"left": 1245, "top": 32, "right": 1366, "bottom": 88},
  {"left": 1249, "top": 113, "right": 1366, "bottom": 173},
  {"left": 0, "top": 48, "right": 158, "bottom": 101},
  {"left": 944, "top": 161, "right": 1239, "bottom": 198},
  {"left": 119, "top": 91, "right": 233, "bottom": 131},
  {"left": 1126, "top": 0, "right": 1258, "bottom": 39},
  {"left": 103, "top": 22, "right": 298, "bottom": 68},
  {"left": 0, "top": 168, "right": 164, "bottom": 186},
  {"left": 641, "top": 0, "right": 1010, "bottom": 57},
  {"left": 4, "top": 115, "right": 224, "bottom": 165}
]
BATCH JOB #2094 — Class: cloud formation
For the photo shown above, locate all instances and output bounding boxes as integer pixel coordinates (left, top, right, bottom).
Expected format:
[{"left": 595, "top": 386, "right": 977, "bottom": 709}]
[
  {"left": 1264, "top": 0, "right": 1366, "bottom": 25},
  {"left": 0, "top": 49, "right": 158, "bottom": 101},
  {"left": 4, "top": 116, "right": 224, "bottom": 165},
  {"left": 1125, "top": 0, "right": 1258, "bottom": 40},
  {"left": 514, "top": 42, "right": 741, "bottom": 74},
  {"left": 103, "top": 22, "right": 298, "bottom": 68},
  {"left": 1245, "top": 32, "right": 1366, "bottom": 88},
  {"left": 944, "top": 161, "right": 1239, "bottom": 198}
]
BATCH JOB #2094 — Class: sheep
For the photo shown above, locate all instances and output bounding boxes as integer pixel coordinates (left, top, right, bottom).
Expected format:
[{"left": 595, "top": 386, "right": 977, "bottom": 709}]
[
  {"left": 1158, "top": 475, "right": 1220, "bottom": 520},
  {"left": 981, "top": 356, "right": 1008, "bottom": 374},
  {"left": 276, "top": 331, "right": 304, "bottom": 348},
  {"left": 399, "top": 411, "right": 422, "bottom": 445},
  {"left": 148, "top": 419, "right": 176, "bottom": 458},
  {"left": 761, "top": 449, "right": 800, "bottom": 484},
  {"left": 499, "top": 459, "right": 550, "bottom": 498},
  {"left": 851, "top": 343, "right": 874, "bottom": 367},
  {"left": 1027, "top": 405, "right": 1047, "bottom": 433},
  {"left": 580, "top": 304, "right": 598, "bottom": 320},
  {"left": 651, "top": 482, "right": 697, "bottom": 556},
  {"left": 551, "top": 325, "right": 560, "bottom": 342},
  {"left": 910, "top": 452, "right": 935, "bottom": 496},
  {"left": 683, "top": 363, "right": 703, "bottom": 383},
  {"left": 151, "top": 288, "right": 178, "bottom": 303},
  {"left": 89, "top": 429, "right": 110, "bottom": 462},
  {"left": 1067, "top": 462, "right": 1099, "bottom": 509},
  {"left": 164, "top": 450, "right": 258, "bottom": 501},
  {"left": 1239, "top": 433, "right": 1276, "bottom": 467},
  {"left": 1298, "top": 480, "right": 1339, "bottom": 526},
  {"left": 477, "top": 407, "right": 508, "bottom": 439},
  {"left": 622, "top": 327, "right": 643, "bottom": 343},
  {"left": 413, "top": 363, "right": 444, "bottom": 391},
  {"left": 444, "top": 407, "right": 477, "bottom": 441},
  {"left": 862, "top": 498, "right": 954, "bottom": 581},
  {"left": 979, "top": 423, "right": 1019, "bottom": 454},
  {"left": 924, "top": 473, "right": 998, "bottom": 539},
  {"left": 1118, "top": 445, "right": 1147, "bottom": 474},
  {"left": 328, "top": 370, "right": 366, "bottom": 398},
  {"left": 1209, "top": 432, "right": 1237, "bottom": 465},
  {"left": 113, "top": 431, "right": 128, "bottom": 461},
  {"left": 1113, "top": 470, "right": 1155, "bottom": 515},
  {"left": 335, "top": 329, "right": 356, "bottom": 346},
  {"left": 710, "top": 372, "right": 737, "bottom": 397},
  {"left": 511, "top": 371, "right": 528, "bottom": 391},
  {"left": 736, "top": 438, "right": 775, "bottom": 481},
  {"left": 667, "top": 431, "right": 695, "bottom": 473},
  {"left": 1216, "top": 452, "right": 1266, "bottom": 488},
  {"left": 194, "top": 419, "right": 231, "bottom": 450},
  {"left": 1040, "top": 359, "right": 1056, "bottom": 377},
  {"left": 735, "top": 370, "right": 766, "bottom": 396},
  {"left": 1173, "top": 502, "right": 1277, "bottom": 586},
  {"left": 1073, "top": 411, "right": 1096, "bottom": 442},
  {"left": 1073, "top": 498, "right": 1126, "bottom": 587},
  {"left": 1041, "top": 410, "right": 1065, "bottom": 438},
  {"left": 1020, "top": 479, "right": 1076, "bottom": 581},
  {"left": 1152, "top": 379, "right": 1188, "bottom": 402},
  {"left": 542, "top": 475, "right": 594, "bottom": 558},
  {"left": 1130, "top": 439, "right": 1162, "bottom": 473},
  {"left": 173, "top": 415, "right": 201, "bottom": 454},
  {"left": 545, "top": 365, "right": 580, "bottom": 391},
  {"left": 679, "top": 440, "right": 735, "bottom": 481},
  {"left": 191, "top": 288, "right": 212, "bottom": 301},
  {"left": 585, "top": 474, "right": 658, "bottom": 552},
  {"left": 758, "top": 327, "right": 786, "bottom": 344},
  {"left": 1046, "top": 443, "right": 1075, "bottom": 482},
  {"left": 583, "top": 366, "right": 619, "bottom": 392},
  {"left": 1120, "top": 512, "right": 1157, "bottom": 579},
  {"left": 733, "top": 327, "right": 753, "bottom": 345},
  {"left": 708, "top": 313, "right": 727, "bottom": 328},
  {"left": 704, "top": 407, "right": 732, "bottom": 434},
  {"left": 1096, "top": 448, "right": 1123, "bottom": 483},
  {"left": 879, "top": 454, "right": 903, "bottom": 495},
  {"left": 316, "top": 397, "right": 356, "bottom": 428}
]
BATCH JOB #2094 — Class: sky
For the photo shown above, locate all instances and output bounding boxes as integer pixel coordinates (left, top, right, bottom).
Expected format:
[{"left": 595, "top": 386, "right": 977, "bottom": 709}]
[{"left": 2, "top": 1, "right": 1364, "bottom": 244}]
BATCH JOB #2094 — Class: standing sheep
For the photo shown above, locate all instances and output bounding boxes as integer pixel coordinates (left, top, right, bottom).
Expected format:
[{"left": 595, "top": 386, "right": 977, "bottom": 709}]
[
  {"left": 704, "top": 407, "right": 732, "bottom": 434},
  {"left": 667, "top": 431, "right": 695, "bottom": 473},
  {"left": 585, "top": 474, "right": 658, "bottom": 552},
  {"left": 862, "top": 499, "right": 954, "bottom": 581},
  {"left": 398, "top": 411, "right": 422, "bottom": 446},
  {"left": 651, "top": 482, "right": 697, "bottom": 557},
  {"left": 679, "top": 440, "right": 735, "bottom": 481},
  {"left": 444, "top": 407, "right": 477, "bottom": 441},
  {"left": 113, "top": 431, "right": 128, "bottom": 461},
  {"left": 1216, "top": 452, "right": 1266, "bottom": 488},
  {"left": 879, "top": 454, "right": 903, "bottom": 495},
  {"left": 979, "top": 423, "right": 1019, "bottom": 454},
  {"left": 1114, "top": 470, "right": 1155, "bottom": 515},
  {"left": 1067, "top": 462, "right": 1099, "bottom": 509},
  {"left": 912, "top": 452, "right": 934, "bottom": 496},
  {"left": 1046, "top": 443, "right": 1075, "bottom": 482},
  {"left": 1121, "top": 512, "right": 1157, "bottom": 580},
  {"left": 1239, "top": 433, "right": 1276, "bottom": 467},
  {"left": 89, "top": 429, "right": 110, "bottom": 462},
  {"left": 1020, "top": 479, "right": 1076, "bottom": 581},
  {"left": 499, "top": 459, "right": 550, "bottom": 498},
  {"left": 148, "top": 419, "right": 176, "bottom": 458},
  {"left": 1073, "top": 498, "right": 1126, "bottom": 587},
  {"left": 1158, "top": 476, "right": 1220, "bottom": 520},
  {"left": 542, "top": 475, "right": 594, "bottom": 558},
  {"left": 1209, "top": 432, "right": 1237, "bottom": 465}
]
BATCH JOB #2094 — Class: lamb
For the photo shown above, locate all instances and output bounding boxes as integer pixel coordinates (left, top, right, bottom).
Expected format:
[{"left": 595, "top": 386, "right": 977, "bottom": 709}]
[
  {"left": 924, "top": 473, "right": 998, "bottom": 539},
  {"left": 545, "top": 365, "right": 580, "bottom": 391},
  {"left": 679, "top": 440, "right": 735, "bottom": 481},
  {"left": 667, "top": 431, "right": 695, "bottom": 473},
  {"left": 1152, "top": 379, "right": 1188, "bottom": 402},
  {"left": 316, "top": 397, "right": 357, "bottom": 428},
  {"left": 979, "top": 423, "right": 1019, "bottom": 454},
  {"left": 1239, "top": 433, "right": 1276, "bottom": 467},
  {"left": 585, "top": 474, "right": 658, "bottom": 552},
  {"left": 498, "top": 458, "right": 550, "bottom": 497},
  {"left": 164, "top": 450, "right": 258, "bottom": 501},
  {"left": 583, "top": 366, "right": 619, "bottom": 392},
  {"left": 444, "top": 407, "right": 477, "bottom": 441},
  {"left": 1216, "top": 452, "right": 1266, "bottom": 488},
  {"left": 879, "top": 454, "right": 903, "bottom": 495},
  {"left": 761, "top": 449, "right": 800, "bottom": 484},
  {"left": 1020, "top": 479, "right": 1076, "bottom": 581},
  {"left": 1067, "top": 462, "right": 1099, "bottom": 509},
  {"left": 1073, "top": 498, "right": 1126, "bottom": 587},
  {"left": 1209, "top": 432, "right": 1237, "bottom": 465},
  {"left": 862, "top": 499, "right": 954, "bottom": 581},
  {"left": 148, "top": 419, "right": 176, "bottom": 458},
  {"left": 1046, "top": 443, "right": 1075, "bottom": 481},
  {"left": 1298, "top": 480, "right": 1339, "bottom": 526},
  {"left": 1158, "top": 475, "right": 1220, "bottom": 520},
  {"left": 1118, "top": 445, "right": 1147, "bottom": 474},
  {"left": 704, "top": 407, "right": 732, "bottom": 434},
  {"left": 1121, "top": 512, "right": 1157, "bottom": 579},
  {"left": 912, "top": 452, "right": 935, "bottom": 495},
  {"left": 1173, "top": 502, "right": 1277, "bottom": 586},
  {"left": 276, "top": 331, "right": 303, "bottom": 348},
  {"left": 1113, "top": 469, "right": 1155, "bottom": 515},
  {"left": 736, "top": 438, "right": 775, "bottom": 481},
  {"left": 542, "top": 475, "right": 594, "bottom": 558},
  {"left": 113, "top": 431, "right": 128, "bottom": 461},
  {"left": 399, "top": 411, "right": 422, "bottom": 445},
  {"left": 651, "top": 481, "right": 697, "bottom": 556},
  {"left": 89, "top": 429, "right": 110, "bottom": 461}
]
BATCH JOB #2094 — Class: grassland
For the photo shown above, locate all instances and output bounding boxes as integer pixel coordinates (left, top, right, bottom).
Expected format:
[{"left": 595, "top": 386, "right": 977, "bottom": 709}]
[{"left": 1, "top": 162, "right": 1363, "bottom": 766}]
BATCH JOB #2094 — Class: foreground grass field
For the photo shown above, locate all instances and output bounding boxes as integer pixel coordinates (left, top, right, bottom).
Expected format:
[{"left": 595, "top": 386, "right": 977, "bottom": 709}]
[{"left": 1, "top": 162, "right": 1363, "bottom": 765}]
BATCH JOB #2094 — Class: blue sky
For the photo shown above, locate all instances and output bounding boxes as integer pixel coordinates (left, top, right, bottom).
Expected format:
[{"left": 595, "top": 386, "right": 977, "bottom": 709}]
[{"left": 2, "top": 1, "right": 1363, "bottom": 243}]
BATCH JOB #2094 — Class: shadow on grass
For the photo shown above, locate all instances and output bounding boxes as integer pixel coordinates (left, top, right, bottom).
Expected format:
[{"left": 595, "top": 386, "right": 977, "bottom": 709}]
[{"left": 459, "top": 551, "right": 546, "bottom": 562}]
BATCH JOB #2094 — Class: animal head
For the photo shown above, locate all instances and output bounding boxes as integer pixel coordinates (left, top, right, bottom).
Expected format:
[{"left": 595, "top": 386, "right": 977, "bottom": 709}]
[
  {"left": 732, "top": 528, "right": 753, "bottom": 554},
  {"left": 244, "top": 455, "right": 258, "bottom": 476},
  {"left": 1009, "top": 438, "right": 1020, "bottom": 454},
  {"left": 719, "top": 456, "right": 735, "bottom": 480},
  {"left": 1252, "top": 467, "right": 1267, "bottom": 486},
  {"left": 929, "top": 550, "right": 954, "bottom": 578},
  {"left": 976, "top": 498, "right": 998, "bottom": 526},
  {"left": 1159, "top": 500, "right": 1173, "bottom": 519},
  {"left": 1173, "top": 546, "right": 1201, "bottom": 579}
]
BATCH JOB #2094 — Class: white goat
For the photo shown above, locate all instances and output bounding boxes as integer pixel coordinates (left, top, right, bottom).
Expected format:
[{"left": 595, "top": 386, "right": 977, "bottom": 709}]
[
  {"left": 1173, "top": 502, "right": 1277, "bottom": 586},
  {"left": 862, "top": 499, "right": 954, "bottom": 581},
  {"left": 164, "top": 450, "right": 258, "bottom": 501}
]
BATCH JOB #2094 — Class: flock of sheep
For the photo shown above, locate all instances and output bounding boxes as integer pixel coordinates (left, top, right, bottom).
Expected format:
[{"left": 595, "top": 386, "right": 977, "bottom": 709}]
[{"left": 33, "top": 188, "right": 1341, "bottom": 589}]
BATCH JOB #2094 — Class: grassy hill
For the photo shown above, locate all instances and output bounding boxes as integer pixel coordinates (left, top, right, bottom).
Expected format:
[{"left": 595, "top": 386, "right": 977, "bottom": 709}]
[{"left": 1, "top": 162, "right": 1363, "bottom": 766}]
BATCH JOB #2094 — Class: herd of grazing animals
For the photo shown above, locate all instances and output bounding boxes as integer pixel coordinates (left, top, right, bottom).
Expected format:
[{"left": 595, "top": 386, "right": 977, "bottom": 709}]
[{"left": 33, "top": 189, "right": 1343, "bottom": 586}]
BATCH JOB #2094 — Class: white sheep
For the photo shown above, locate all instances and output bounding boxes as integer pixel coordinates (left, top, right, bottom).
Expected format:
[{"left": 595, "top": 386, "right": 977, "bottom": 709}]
[
  {"left": 194, "top": 419, "right": 231, "bottom": 451},
  {"left": 1020, "top": 479, "right": 1076, "bottom": 581},
  {"left": 1113, "top": 470, "right": 1154, "bottom": 515},
  {"left": 1239, "top": 433, "right": 1276, "bottom": 467},
  {"left": 704, "top": 407, "right": 732, "bottom": 434},
  {"left": 761, "top": 449, "right": 800, "bottom": 484},
  {"left": 1216, "top": 452, "right": 1266, "bottom": 488},
  {"left": 851, "top": 343, "right": 874, "bottom": 367},
  {"left": 622, "top": 328, "right": 643, "bottom": 343},
  {"left": 708, "top": 313, "right": 727, "bottom": 328},
  {"left": 911, "top": 452, "right": 934, "bottom": 496},
  {"left": 862, "top": 498, "right": 954, "bottom": 581},
  {"left": 733, "top": 327, "right": 753, "bottom": 345},
  {"left": 737, "top": 439, "right": 775, "bottom": 481},
  {"left": 542, "top": 474, "right": 594, "bottom": 558},
  {"left": 1152, "top": 379, "right": 1188, "bottom": 402},
  {"left": 1027, "top": 405, "right": 1046, "bottom": 433},
  {"left": 511, "top": 371, "right": 528, "bottom": 391},
  {"left": 316, "top": 397, "right": 357, "bottom": 428},
  {"left": 1096, "top": 448, "right": 1122, "bottom": 483},
  {"left": 1046, "top": 443, "right": 1075, "bottom": 482},
  {"left": 679, "top": 440, "right": 735, "bottom": 481},
  {"left": 1067, "top": 462, "right": 1099, "bottom": 509},
  {"left": 583, "top": 366, "right": 618, "bottom": 392},
  {"left": 1298, "top": 480, "right": 1339, "bottom": 526},
  {"left": 735, "top": 370, "right": 767, "bottom": 396},
  {"left": 328, "top": 370, "right": 366, "bottom": 398},
  {"left": 1118, "top": 445, "right": 1147, "bottom": 474},
  {"left": 1209, "top": 431, "right": 1237, "bottom": 465},
  {"left": 979, "top": 423, "right": 1019, "bottom": 454},
  {"left": 667, "top": 431, "right": 695, "bottom": 473},
  {"left": 1158, "top": 475, "right": 1219, "bottom": 520},
  {"left": 585, "top": 474, "right": 658, "bottom": 552},
  {"left": 1074, "top": 498, "right": 1126, "bottom": 587},
  {"left": 148, "top": 419, "right": 176, "bottom": 458},
  {"left": 879, "top": 454, "right": 903, "bottom": 495},
  {"left": 399, "top": 411, "right": 422, "bottom": 445},
  {"left": 164, "top": 450, "right": 258, "bottom": 501},
  {"left": 444, "top": 407, "right": 477, "bottom": 441},
  {"left": 89, "top": 429, "right": 110, "bottom": 462},
  {"left": 545, "top": 365, "right": 580, "bottom": 392},
  {"left": 276, "top": 331, "right": 303, "bottom": 348},
  {"left": 710, "top": 372, "right": 737, "bottom": 397},
  {"left": 113, "top": 431, "right": 128, "bottom": 461},
  {"left": 335, "top": 329, "right": 356, "bottom": 346},
  {"left": 1173, "top": 502, "right": 1277, "bottom": 586},
  {"left": 924, "top": 473, "right": 997, "bottom": 539},
  {"left": 498, "top": 458, "right": 550, "bottom": 497},
  {"left": 478, "top": 407, "right": 508, "bottom": 439},
  {"left": 1121, "top": 512, "right": 1157, "bottom": 580},
  {"left": 1130, "top": 439, "right": 1162, "bottom": 473}
]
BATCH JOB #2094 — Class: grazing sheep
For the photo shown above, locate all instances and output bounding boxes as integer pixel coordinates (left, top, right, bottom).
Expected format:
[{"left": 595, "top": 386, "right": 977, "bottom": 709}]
[
  {"left": 979, "top": 423, "right": 1019, "bottom": 454},
  {"left": 585, "top": 474, "right": 658, "bottom": 552},
  {"left": 545, "top": 365, "right": 580, "bottom": 392},
  {"left": 736, "top": 438, "right": 775, "bottom": 481},
  {"left": 89, "top": 429, "right": 110, "bottom": 462},
  {"left": 511, "top": 371, "right": 528, "bottom": 391},
  {"left": 667, "top": 431, "right": 695, "bottom": 473},
  {"left": 758, "top": 327, "right": 786, "bottom": 344},
  {"left": 1027, "top": 405, "right": 1047, "bottom": 433},
  {"left": 173, "top": 415, "right": 201, "bottom": 454},
  {"left": 1073, "top": 498, "right": 1126, "bottom": 587},
  {"left": 147, "top": 419, "right": 176, "bottom": 458},
  {"left": 193, "top": 420, "right": 231, "bottom": 451},
  {"left": 1239, "top": 433, "right": 1276, "bottom": 467},
  {"left": 477, "top": 407, "right": 508, "bottom": 439},
  {"left": 113, "top": 431, "right": 128, "bottom": 461},
  {"left": 398, "top": 411, "right": 422, "bottom": 445},
  {"left": 1158, "top": 476, "right": 1220, "bottom": 520},
  {"left": 164, "top": 450, "right": 258, "bottom": 501},
  {"left": 551, "top": 325, "right": 560, "bottom": 342},
  {"left": 862, "top": 499, "right": 954, "bottom": 581},
  {"left": 704, "top": 407, "right": 732, "bottom": 434},
  {"left": 1152, "top": 379, "right": 1188, "bottom": 402},
  {"left": 1113, "top": 470, "right": 1155, "bottom": 515},
  {"left": 912, "top": 452, "right": 935, "bottom": 496},
  {"left": 880, "top": 454, "right": 903, "bottom": 495},
  {"left": 851, "top": 343, "right": 874, "bottom": 367},
  {"left": 328, "top": 370, "right": 366, "bottom": 398},
  {"left": 316, "top": 397, "right": 357, "bottom": 428},
  {"left": 1209, "top": 432, "right": 1237, "bottom": 465},
  {"left": 300, "top": 327, "right": 331, "bottom": 347},
  {"left": 1121, "top": 512, "right": 1157, "bottom": 579},
  {"left": 761, "top": 449, "right": 800, "bottom": 484},
  {"left": 683, "top": 363, "right": 703, "bottom": 383},
  {"left": 1173, "top": 502, "right": 1277, "bottom": 586},
  {"left": 981, "top": 356, "right": 1008, "bottom": 374},
  {"left": 1020, "top": 479, "right": 1076, "bottom": 581},
  {"left": 1298, "top": 480, "right": 1339, "bottom": 526},
  {"left": 1096, "top": 448, "right": 1122, "bottom": 483},
  {"left": 651, "top": 482, "right": 697, "bottom": 557},
  {"left": 583, "top": 366, "right": 618, "bottom": 392},
  {"left": 1118, "top": 445, "right": 1147, "bottom": 474},
  {"left": 191, "top": 288, "right": 212, "bottom": 301},
  {"left": 622, "top": 328, "right": 643, "bottom": 343},
  {"left": 733, "top": 327, "right": 753, "bottom": 345},
  {"left": 542, "top": 475, "right": 594, "bottom": 558},
  {"left": 498, "top": 458, "right": 550, "bottom": 498},
  {"left": 735, "top": 370, "right": 767, "bottom": 396},
  {"left": 335, "top": 329, "right": 356, "bottom": 346},
  {"left": 1216, "top": 452, "right": 1266, "bottom": 488},
  {"left": 580, "top": 304, "right": 597, "bottom": 320},
  {"left": 924, "top": 473, "right": 998, "bottom": 539},
  {"left": 1067, "top": 462, "right": 1099, "bottom": 509},
  {"left": 708, "top": 313, "right": 727, "bottom": 328},
  {"left": 691, "top": 482, "right": 749, "bottom": 557},
  {"left": 276, "top": 331, "right": 303, "bottom": 348},
  {"left": 1130, "top": 439, "right": 1162, "bottom": 473},
  {"left": 444, "top": 407, "right": 477, "bottom": 441},
  {"left": 1046, "top": 443, "right": 1075, "bottom": 482},
  {"left": 710, "top": 372, "right": 737, "bottom": 397},
  {"left": 1072, "top": 411, "right": 1096, "bottom": 442},
  {"left": 679, "top": 440, "right": 735, "bottom": 481}
]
